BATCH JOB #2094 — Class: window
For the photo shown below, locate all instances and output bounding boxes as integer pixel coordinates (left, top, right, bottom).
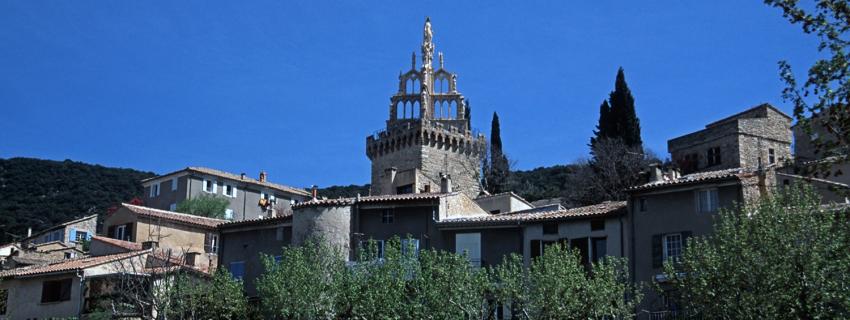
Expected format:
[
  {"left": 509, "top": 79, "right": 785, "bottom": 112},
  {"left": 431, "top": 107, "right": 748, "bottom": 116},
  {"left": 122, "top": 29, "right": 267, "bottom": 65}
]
[
  {"left": 41, "top": 278, "right": 72, "bottom": 303},
  {"left": 225, "top": 209, "right": 234, "bottom": 220},
  {"left": 359, "top": 240, "right": 385, "bottom": 259},
  {"left": 115, "top": 225, "right": 126, "bottom": 241},
  {"left": 707, "top": 147, "right": 722, "bottom": 166},
  {"left": 74, "top": 231, "right": 88, "bottom": 242},
  {"left": 663, "top": 233, "right": 683, "bottom": 262},
  {"left": 639, "top": 198, "right": 648, "bottom": 212},
  {"left": 401, "top": 238, "right": 420, "bottom": 256},
  {"left": 381, "top": 209, "right": 394, "bottom": 224},
  {"left": 224, "top": 184, "right": 237, "bottom": 198},
  {"left": 169, "top": 203, "right": 177, "bottom": 211},
  {"left": 591, "top": 237, "right": 607, "bottom": 262},
  {"left": 697, "top": 189, "right": 719, "bottom": 213},
  {"left": 185, "top": 253, "right": 198, "bottom": 266},
  {"left": 64, "top": 252, "right": 76, "bottom": 259},
  {"left": 205, "top": 233, "right": 219, "bottom": 254},
  {"left": 229, "top": 261, "right": 245, "bottom": 280},
  {"left": 396, "top": 184, "right": 414, "bottom": 194},
  {"left": 203, "top": 179, "right": 217, "bottom": 193},
  {"left": 149, "top": 183, "right": 160, "bottom": 198},
  {"left": 171, "top": 178, "right": 178, "bottom": 191},
  {"left": 490, "top": 210, "right": 501, "bottom": 214},
  {"left": 590, "top": 219, "right": 605, "bottom": 231},
  {"left": 680, "top": 153, "right": 699, "bottom": 174},
  {"left": 570, "top": 237, "right": 590, "bottom": 266},
  {"left": 542, "top": 222, "right": 558, "bottom": 235},
  {"left": 768, "top": 148, "right": 776, "bottom": 164}
]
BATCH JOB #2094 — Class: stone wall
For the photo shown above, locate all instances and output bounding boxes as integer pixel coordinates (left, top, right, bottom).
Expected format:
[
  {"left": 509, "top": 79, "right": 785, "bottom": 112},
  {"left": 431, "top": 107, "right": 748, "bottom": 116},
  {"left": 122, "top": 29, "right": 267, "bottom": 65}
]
[{"left": 292, "top": 205, "right": 352, "bottom": 258}]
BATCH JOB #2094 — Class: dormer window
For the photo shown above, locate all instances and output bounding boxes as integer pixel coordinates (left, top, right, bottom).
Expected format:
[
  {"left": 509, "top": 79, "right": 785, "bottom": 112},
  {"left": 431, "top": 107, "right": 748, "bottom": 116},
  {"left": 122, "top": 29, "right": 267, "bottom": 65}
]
[{"left": 707, "top": 147, "right": 722, "bottom": 166}]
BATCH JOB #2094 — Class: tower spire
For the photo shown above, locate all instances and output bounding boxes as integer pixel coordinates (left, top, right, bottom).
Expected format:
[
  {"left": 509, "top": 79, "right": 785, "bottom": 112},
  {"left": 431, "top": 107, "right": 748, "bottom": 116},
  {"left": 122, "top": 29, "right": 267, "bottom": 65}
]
[{"left": 421, "top": 17, "right": 434, "bottom": 69}]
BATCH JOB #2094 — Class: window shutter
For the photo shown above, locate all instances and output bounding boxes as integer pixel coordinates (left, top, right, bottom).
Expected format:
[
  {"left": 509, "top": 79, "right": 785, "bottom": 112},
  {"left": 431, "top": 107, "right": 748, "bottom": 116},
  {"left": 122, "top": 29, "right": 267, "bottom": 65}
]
[
  {"left": 652, "top": 234, "right": 663, "bottom": 268},
  {"left": 233, "top": 186, "right": 237, "bottom": 197},
  {"left": 530, "top": 240, "right": 541, "bottom": 259},
  {"left": 204, "top": 233, "right": 211, "bottom": 253},
  {"left": 85, "top": 231, "right": 92, "bottom": 241},
  {"left": 682, "top": 231, "right": 693, "bottom": 250},
  {"left": 125, "top": 223, "right": 134, "bottom": 241},
  {"left": 68, "top": 228, "right": 77, "bottom": 243}
]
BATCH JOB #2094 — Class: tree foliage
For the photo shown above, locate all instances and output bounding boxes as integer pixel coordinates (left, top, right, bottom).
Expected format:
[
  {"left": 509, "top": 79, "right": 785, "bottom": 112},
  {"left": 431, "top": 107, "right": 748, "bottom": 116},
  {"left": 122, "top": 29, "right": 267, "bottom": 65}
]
[
  {"left": 485, "top": 112, "right": 511, "bottom": 194},
  {"left": 664, "top": 185, "right": 850, "bottom": 319},
  {"left": 163, "top": 269, "right": 251, "bottom": 319},
  {"left": 257, "top": 237, "right": 639, "bottom": 319},
  {"left": 591, "top": 67, "right": 643, "bottom": 152},
  {"left": 175, "top": 194, "right": 230, "bottom": 219},
  {"left": 0, "top": 157, "right": 154, "bottom": 243},
  {"left": 767, "top": 0, "right": 850, "bottom": 171}
]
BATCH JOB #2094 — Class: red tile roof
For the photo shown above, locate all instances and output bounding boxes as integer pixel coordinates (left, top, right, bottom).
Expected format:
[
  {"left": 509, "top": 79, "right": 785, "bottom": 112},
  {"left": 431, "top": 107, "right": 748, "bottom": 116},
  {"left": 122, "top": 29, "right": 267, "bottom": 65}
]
[
  {"left": 91, "top": 235, "right": 143, "bottom": 251},
  {"left": 121, "top": 203, "right": 227, "bottom": 229},
  {"left": 218, "top": 213, "right": 293, "bottom": 229},
  {"left": 437, "top": 201, "right": 627, "bottom": 227},
  {"left": 627, "top": 168, "right": 747, "bottom": 192},
  {"left": 0, "top": 250, "right": 149, "bottom": 278},
  {"left": 292, "top": 192, "right": 453, "bottom": 209},
  {"left": 143, "top": 167, "right": 311, "bottom": 197}
]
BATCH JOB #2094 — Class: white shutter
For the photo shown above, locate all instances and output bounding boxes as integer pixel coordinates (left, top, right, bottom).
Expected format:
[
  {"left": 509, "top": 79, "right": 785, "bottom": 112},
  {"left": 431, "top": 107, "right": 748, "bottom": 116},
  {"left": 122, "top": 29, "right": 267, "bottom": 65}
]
[{"left": 232, "top": 186, "right": 237, "bottom": 197}]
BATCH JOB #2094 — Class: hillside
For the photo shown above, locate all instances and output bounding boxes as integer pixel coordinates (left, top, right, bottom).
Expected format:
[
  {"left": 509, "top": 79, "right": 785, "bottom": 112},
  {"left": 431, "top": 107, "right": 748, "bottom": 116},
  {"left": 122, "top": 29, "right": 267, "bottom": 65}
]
[{"left": 0, "top": 158, "right": 154, "bottom": 243}]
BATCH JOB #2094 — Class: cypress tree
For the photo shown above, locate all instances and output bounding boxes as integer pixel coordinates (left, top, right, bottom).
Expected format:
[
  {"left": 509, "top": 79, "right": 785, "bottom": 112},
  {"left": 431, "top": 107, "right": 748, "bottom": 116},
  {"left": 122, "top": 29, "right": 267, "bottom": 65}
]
[
  {"left": 607, "top": 67, "right": 642, "bottom": 149},
  {"left": 486, "top": 112, "right": 510, "bottom": 194},
  {"left": 590, "top": 100, "right": 612, "bottom": 149}
]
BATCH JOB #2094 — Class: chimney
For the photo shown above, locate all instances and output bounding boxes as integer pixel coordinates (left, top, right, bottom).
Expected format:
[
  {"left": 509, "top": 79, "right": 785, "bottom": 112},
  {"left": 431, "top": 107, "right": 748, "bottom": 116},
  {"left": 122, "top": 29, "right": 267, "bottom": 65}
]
[
  {"left": 440, "top": 173, "right": 452, "bottom": 193},
  {"left": 240, "top": 172, "right": 246, "bottom": 180},
  {"left": 311, "top": 185, "right": 318, "bottom": 200},
  {"left": 259, "top": 171, "right": 267, "bottom": 182},
  {"left": 669, "top": 168, "right": 681, "bottom": 180},
  {"left": 27, "top": 227, "right": 32, "bottom": 237},
  {"left": 649, "top": 164, "right": 663, "bottom": 182}
]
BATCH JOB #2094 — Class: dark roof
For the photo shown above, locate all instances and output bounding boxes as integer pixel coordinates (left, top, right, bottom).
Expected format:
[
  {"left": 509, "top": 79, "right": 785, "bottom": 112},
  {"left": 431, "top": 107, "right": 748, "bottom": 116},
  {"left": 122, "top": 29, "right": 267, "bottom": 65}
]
[
  {"left": 437, "top": 201, "right": 626, "bottom": 227},
  {"left": 218, "top": 213, "right": 293, "bottom": 229},
  {"left": 706, "top": 103, "right": 792, "bottom": 128},
  {"left": 1, "top": 250, "right": 149, "bottom": 278},
  {"left": 292, "top": 192, "right": 453, "bottom": 209},
  {"left": 120, "top": 203, "right": 227, "bottom": 229},
  {"left": 628, "top": 168, "right": 747, "bottom": 192},
  {"left": 142, "top": 167, "right": 311, "bottom": 197}
]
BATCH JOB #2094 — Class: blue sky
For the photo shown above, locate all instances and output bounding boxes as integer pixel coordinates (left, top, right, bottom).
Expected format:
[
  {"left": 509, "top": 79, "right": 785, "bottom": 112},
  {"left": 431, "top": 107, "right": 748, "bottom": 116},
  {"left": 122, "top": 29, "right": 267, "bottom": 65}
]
[{"left": 0, "top": 1, "right": 819, "bottom": 188}]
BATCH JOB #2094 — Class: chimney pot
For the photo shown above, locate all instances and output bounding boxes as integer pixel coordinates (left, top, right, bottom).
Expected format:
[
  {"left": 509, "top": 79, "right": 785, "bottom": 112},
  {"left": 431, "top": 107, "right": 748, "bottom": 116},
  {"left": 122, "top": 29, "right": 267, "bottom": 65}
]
[
  {"left": 440, "top": 174, "right": 452, "bottom": 193},
  {"left": 259, "top": 171, "right": 267, "bottom": 182},
  {"left": 311, "top": 185, "right": 318, "bottom": 200},
  {"left": 240, "top": 173, "right": 246, "bottom": 180}
]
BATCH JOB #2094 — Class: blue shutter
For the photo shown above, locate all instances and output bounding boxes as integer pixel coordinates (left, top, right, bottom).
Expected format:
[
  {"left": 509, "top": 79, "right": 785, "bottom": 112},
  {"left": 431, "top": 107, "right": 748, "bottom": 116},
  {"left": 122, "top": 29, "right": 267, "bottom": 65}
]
[
  {"left": 229, "top": 261, "right": 245, "bottom": 280},
  {"left": 85, "top": 231, "right": 92, "bottom": 241},
  {"left": 69, "top": 228, "right": 77, "bottom": 243}
]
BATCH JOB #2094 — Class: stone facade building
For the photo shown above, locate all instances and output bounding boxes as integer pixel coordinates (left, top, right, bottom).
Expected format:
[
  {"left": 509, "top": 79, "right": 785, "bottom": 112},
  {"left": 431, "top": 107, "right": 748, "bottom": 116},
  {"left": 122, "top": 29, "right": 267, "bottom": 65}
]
[
  {"left": 366, "top": 18, "right": 486, "bottom": 198},
  {"left": 668, "top": 103, "right": 792, "bottom": 174},
  {"left": 142, "top": 167, "right": 310, "bottom": 221}
]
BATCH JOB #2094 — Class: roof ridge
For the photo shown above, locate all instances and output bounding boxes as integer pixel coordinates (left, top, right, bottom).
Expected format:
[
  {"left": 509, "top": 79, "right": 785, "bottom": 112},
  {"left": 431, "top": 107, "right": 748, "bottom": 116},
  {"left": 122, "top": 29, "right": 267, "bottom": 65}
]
[{"left": 122, "top": 203, "right": 228, "bottom": 222}]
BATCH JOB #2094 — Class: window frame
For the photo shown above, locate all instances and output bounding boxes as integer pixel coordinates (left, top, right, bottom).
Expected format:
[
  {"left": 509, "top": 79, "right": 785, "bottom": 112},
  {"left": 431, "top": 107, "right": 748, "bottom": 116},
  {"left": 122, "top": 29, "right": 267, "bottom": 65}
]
[
  {"left": 169, "top": 203, "right": 177, "bottom": 211},
  {"left": 706, "top": 147, "right": 722, "bottom": 166},
  {"left": 115, "top": 225, "right": 126, "bottom": 241},
  {"left": 203, "top": 179, "right": 217, "bottom": 194},
  {"left": 229, "top": 261, "right": 245, "bottom": 280},
  {"left": 171, "top": 178, "right": 178, "bottom": 191},
  {"left": 662, "top": 233, "right": 683, "bottom": 262},
  {"left": 149, "top": 183, "right": 160, "bottom": 198},
  {"left": 40, "top": 278, "right": 72, "bottom": 303},
  {"left": 224, "top": 208, "right": 234, "bottom": 220},
  {"left": 768, "top": 148, "right": 776, "bottom": 165},
  {"left": 697, "top": 188, "right": 719, "bottom": 213},
  {"left": 381, "top": 209, "right": 394, "bottom": 224},
  {"left": 223, "top": 184, "right": 237, "bottom": 198}
]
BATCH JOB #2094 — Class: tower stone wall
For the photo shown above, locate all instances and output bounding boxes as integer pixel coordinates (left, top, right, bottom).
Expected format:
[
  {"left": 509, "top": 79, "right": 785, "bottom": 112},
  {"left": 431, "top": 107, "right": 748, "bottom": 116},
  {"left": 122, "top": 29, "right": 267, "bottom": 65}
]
[{"left": 366, "top": 18, "right": 486, "bottom": 198}]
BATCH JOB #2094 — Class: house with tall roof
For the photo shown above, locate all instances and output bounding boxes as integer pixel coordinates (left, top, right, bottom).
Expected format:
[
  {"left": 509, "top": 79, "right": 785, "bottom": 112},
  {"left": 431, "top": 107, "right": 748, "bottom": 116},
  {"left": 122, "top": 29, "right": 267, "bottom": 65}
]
[
  {"left": 141, "top": 167, "right": 311, "bottom": 221},
  {"left": 103, "top": 203, "right": 227, "bottom": 271}
]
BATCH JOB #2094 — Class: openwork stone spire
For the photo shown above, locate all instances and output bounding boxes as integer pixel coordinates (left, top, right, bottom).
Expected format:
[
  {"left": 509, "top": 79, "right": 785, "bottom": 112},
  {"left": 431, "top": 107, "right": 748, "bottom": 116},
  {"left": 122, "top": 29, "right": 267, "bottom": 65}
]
[{"left": 422, "top": 17, "right": 434, "bottom": 70}]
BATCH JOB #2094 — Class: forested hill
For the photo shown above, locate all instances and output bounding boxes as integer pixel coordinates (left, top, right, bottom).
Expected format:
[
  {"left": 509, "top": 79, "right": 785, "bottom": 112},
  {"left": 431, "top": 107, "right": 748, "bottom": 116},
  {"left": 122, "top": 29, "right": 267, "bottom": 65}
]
[{"left": 0, "top": 158, "right": 154, "bottom": 243}]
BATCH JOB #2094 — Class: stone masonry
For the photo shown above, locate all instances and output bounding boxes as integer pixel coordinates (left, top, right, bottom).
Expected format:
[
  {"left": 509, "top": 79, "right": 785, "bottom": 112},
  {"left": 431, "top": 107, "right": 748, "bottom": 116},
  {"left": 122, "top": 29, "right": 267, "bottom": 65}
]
[
  {"left": 366, "top": 18, "right": 486, "bottom": 198},
  {"left": 668, "top": 103, "right": 792, "bottom": 173}
]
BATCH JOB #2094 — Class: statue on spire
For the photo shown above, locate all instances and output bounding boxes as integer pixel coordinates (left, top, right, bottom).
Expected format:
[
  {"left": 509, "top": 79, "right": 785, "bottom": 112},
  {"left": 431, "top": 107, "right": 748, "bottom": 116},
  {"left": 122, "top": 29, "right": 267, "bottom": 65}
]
[
  {"left": 439, "top": 52, "right": 444, "bottom": 69},
  {"left": 421, "top": 17, "right": 434, "bottom": 69}
]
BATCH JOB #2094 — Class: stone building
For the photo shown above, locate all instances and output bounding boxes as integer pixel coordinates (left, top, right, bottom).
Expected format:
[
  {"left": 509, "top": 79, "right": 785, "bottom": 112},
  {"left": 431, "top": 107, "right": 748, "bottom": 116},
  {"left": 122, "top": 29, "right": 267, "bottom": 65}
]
[
  {"left": 366, "top": 18, "right": 486, "bottom": 198},
  {"left": 142, "top": 167, "right": 310, "bottom": 221},
  {"left": 668, "top": 103, "right": 792, "bottom": 174}
]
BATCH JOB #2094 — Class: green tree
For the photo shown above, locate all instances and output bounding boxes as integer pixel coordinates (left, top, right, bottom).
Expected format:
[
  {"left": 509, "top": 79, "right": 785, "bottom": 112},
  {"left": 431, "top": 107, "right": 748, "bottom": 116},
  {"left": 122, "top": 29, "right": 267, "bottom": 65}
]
[
  {"left": 492, "top": 247, "right": 639, "bottom": 319},
  {"left": 664, "top": 185, "right": 850, "bottom": 319},
  {"left": 485, "top": 112, "right": 511, "bottom": 194},
  {"left": 165, "top": 269, "right": 250, "bottom": 319},
  {"left": 175, "top": 194, "right": 229, "bottom": 219},
  {"left": 591, "top": 68, "right": 643, "bottom": 152},
  {"left": 766, "top": 0, "right": 850, "bottom": 170}
]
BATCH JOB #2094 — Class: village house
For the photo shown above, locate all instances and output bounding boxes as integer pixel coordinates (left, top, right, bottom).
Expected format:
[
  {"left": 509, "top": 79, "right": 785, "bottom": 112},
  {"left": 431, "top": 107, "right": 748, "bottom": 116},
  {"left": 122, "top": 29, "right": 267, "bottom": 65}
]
[
  {"left": 1, "top": 214, "right": 98, "bottom": 270},
  {"left": 217, "top": 215, "right": 293, "bottom": 298},
  {"left": 142, "top": 167, "right": 310, "bottom": 221},
  {"left": 103, "top": 203, "right": 227, "bottom": 271}
]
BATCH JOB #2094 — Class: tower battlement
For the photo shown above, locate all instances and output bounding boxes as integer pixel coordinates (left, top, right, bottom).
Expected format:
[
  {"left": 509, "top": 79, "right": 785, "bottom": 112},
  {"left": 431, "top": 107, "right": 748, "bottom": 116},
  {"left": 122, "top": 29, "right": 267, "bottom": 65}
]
[{"left": 366, "top": 18, "right": 486, "bottom": 198}]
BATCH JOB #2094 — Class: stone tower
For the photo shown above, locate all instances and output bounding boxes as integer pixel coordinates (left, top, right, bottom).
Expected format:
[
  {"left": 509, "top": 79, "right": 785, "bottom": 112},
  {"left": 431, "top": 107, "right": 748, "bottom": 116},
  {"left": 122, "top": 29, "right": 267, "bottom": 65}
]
[{"left": 366, "top": 18, "right": 486, "bottom": 198}]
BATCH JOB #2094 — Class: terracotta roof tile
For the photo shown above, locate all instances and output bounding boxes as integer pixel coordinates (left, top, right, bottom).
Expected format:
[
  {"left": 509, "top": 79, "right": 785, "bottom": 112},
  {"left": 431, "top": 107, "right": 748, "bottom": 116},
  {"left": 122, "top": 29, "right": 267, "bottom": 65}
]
[
  {"left": 1, "top": 250, "right": 149, "bottom": 278},
  {"left": 627, "top": 168, "right": 747, "bottom": 192},
  {"left": 292, "top": 192, "right": 453, "bottom": 209},
  {"left": 121, "top": 203, "right": 227, "bottom": 229},
  {"left": 91, "top": 235, "right": 143, "bottom": 251},
  {"left": 437, "top": 201, "right": 626, "bottom": 227},
  {"left": 143, "top": 167, "right": 310, "bottom": 197},
  {"left": 219, "top": 213, "right": 293, "bottom": 229}
]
